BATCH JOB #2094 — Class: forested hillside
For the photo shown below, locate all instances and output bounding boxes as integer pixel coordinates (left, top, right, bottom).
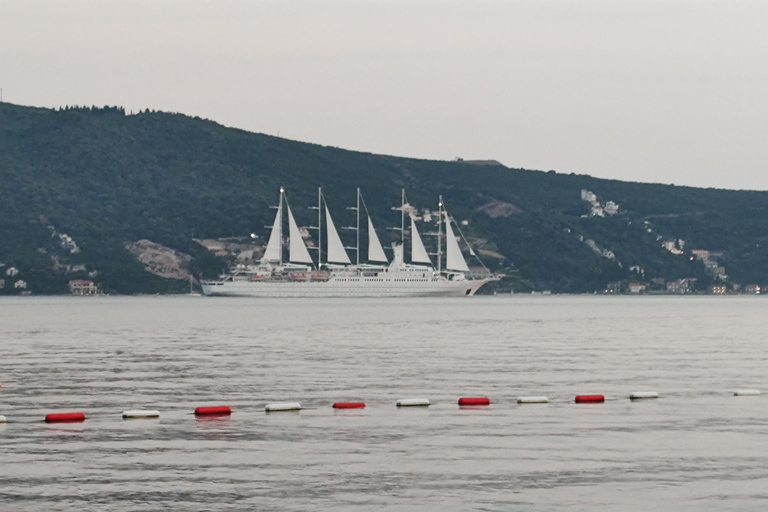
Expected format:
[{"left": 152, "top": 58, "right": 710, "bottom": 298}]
[{"left": 1, "top": 102, "right": 767, "bottom": 295}]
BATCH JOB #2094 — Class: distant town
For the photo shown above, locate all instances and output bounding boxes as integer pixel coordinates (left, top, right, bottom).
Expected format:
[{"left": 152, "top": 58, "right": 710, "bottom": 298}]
[{"left": 579, "top": 189, "right": 761, "bottom": 296}]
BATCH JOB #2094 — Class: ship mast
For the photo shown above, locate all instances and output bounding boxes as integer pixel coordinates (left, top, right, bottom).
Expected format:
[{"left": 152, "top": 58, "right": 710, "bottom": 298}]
[
  {"left": 386, "top": 189, "right": 408, "bottom": 260},
  {"left": 270, "top": 188, "right": 284, "bottom": 265},
  {"left": 356, "top": 188, "right": 360, "bottom": 265},
  {"left": 280, "top": 188, "right": 284, "bottom": 264},
  {"left": 308, "top": 187, "right": 322, "bottom": 268},
  {"left": 400, "top": 189, "right": 405, "bottom": 244},
  {"left": 343, "top": 188, "right": 361, "bottom": 265},
  {"left": 437, "top": 195, "right": 443, "bottom": 273}
]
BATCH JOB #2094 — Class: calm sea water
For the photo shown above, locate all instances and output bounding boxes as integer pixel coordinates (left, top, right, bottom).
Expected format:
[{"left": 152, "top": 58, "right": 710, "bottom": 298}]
[{"left": 1, "top": 295, "right": 767, "bottom": 511}]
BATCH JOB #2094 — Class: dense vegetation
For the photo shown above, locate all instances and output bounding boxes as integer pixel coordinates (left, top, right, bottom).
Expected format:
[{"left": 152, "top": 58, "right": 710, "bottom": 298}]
[{"left": 1, "top": 102, "right": 767, "bottom": 295}]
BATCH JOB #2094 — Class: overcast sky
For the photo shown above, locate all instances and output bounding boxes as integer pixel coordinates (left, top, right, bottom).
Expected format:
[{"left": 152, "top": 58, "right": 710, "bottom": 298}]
[{"left": 2, "top": 0, "right": 767, "bottom": 190}]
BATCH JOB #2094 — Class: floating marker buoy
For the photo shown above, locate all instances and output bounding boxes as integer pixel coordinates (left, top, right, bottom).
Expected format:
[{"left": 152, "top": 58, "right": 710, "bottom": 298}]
[
  {"left": 629, "top": 391, "right": 659, "bottom": 400},
  {"left": 458, "top": 397, "right": 490, "bottom": 406},
  {"left": 0, "top": 415, "right": 6, "bottom": 423},
  {"left": 122, "top": 410, "right": 160, "bottom": 419},
  {"left": 734, "top": 389, "right": 761, "bottom": 396},
  {"left": 265, "top": 402, "right": 301, "bottom": 412},
  {"left": 194, "top": 406, "right": 232, "bottom": 416},
  {"left": 332, "top": 402, "right": 365, "bottom": 409},
  {"left": 575, "top": 394, "right": 605, "bottom": 403},
  {"left": 517, "top": 396, "right": 548, "bottom": 404},
  {"left": 397, "top": 398, "right": 430, "bottom": 407},
  {"left": 45, "top": 412, "right": 86, "bottom": 423}
]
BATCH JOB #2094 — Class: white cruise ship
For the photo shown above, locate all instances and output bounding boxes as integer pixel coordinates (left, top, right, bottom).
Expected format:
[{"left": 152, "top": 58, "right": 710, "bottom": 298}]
[{"left": 201, "top": 188, "right": 498, "bottom": 298}]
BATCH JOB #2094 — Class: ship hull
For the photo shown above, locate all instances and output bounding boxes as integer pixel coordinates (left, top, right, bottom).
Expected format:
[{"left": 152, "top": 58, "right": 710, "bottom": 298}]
[{"left": 201, "top": 278, "right": 493, "bottom": 298}]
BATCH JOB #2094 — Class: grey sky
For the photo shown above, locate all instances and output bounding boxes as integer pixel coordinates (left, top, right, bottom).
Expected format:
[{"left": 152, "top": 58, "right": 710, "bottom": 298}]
[{"left": 2, "top": 0, "right": 767, "bottom": 190}]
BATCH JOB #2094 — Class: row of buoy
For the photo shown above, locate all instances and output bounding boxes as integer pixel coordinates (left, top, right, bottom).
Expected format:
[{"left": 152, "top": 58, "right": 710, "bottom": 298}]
[{"left": 2, "top": 390, "right": 762, "bottom": 424}]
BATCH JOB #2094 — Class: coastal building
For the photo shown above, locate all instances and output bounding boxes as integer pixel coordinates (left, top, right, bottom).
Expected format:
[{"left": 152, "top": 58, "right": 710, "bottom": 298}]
[
  {"left": 6, "top": 266, "right": 19, "bottom": 276},
  {"left": 628, "top": 283, "right": 646, "bottom": 294},
  {"left": 709, "top": 285, "right": 727, "bottom": 295},
  {"left": 581, "top": 189, "right": 597, "bottom": 203},
  {"left": 662, "top": 240, "right": 684, "bottom": 256},
  {"left": 691, "top": 249, "right": 710, "bottom": 260},
  {"left": 667, "top": 279, "right": 696, "bottom": 294},
  {"left": 604, "top": 201, "right": 619, "bottom": 215},
  {"left": 14, "top": 280, "right": 27, "bottom": 289},
  {"left": 744, "top": 284, "right": 761, "bottom": 295},
  {"left": 69, "top": 279, "right": 98, "bottom": 295},
  {"left": 605, "top": 282, "right": 621, "bottom": 294}
]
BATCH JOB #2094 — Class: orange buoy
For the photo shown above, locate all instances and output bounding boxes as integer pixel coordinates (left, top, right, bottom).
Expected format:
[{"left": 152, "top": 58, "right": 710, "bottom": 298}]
[
  {"left": 332, "top": 402, "right": 366, "bottom": 409},
  {"left": 45, "top": 412, "right": 86, "bottom": 423},
  {"left": 194, "top": 406, "right": 232, "bottom": 416},
  {"left": 575, "top": 394, "right": 605, "bottom": 403},
  {"left": 458, "top": 397, "right": 490, "bottom": 406}
]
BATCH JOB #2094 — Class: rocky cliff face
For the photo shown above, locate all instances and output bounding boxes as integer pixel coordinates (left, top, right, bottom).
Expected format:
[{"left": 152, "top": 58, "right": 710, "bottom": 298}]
[{"left": 125, "top": 240, "right": 192, "bottom": 280}]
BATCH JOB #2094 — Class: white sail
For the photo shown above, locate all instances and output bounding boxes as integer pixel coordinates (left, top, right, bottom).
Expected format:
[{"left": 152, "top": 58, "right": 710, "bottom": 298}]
[
  {"left": 410, "top": 217, "right": 432, "bottom": 264},
  {"left": 262, "top": 203, "right": 282, "bottom": 262},
  {"left": 444, "top": 212, "right": 469, "bottom": 272},
  {"left": 325, "top": 206, "right": 351, "bottom": 264},
  {"left": 367, "top": 216, "right": 388, "bottom": 263},
  {"left": 287, "top": 204, "right": 313, "bottom": 264}
]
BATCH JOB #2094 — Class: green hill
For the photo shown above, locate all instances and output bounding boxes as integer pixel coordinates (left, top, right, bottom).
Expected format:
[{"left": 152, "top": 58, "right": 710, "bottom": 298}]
[{"left": 1, "top": 102, "right": 767, "bottom": 295}]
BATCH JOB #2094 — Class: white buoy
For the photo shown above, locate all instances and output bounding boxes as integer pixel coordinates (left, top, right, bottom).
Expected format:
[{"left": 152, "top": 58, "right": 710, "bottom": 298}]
[
  {"left": 630, "top": 391, "right": 659, "bottom": 400},
  {"left": 734, "top": 389, "right": 761, "bottom": 396},
  {"left": 0, "top": 415, "right": 6, "bottom": 423},
  {"left": 265, "top": 402, "right": 301, "bottom": 412},
  {"left": 396, "top": 398, "right": 430, "bottom": 407},
  {"left": 517, "top": 396, "right": 548, "bottom": 404},
  {"left": 122, "top": 410, "right": 160, "bottom": 419}
]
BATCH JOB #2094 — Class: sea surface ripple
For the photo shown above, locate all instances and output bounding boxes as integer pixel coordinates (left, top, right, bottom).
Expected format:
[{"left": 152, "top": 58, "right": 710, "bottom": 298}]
[{"left": 1, "top": 296, "right": 767, "bottom": 511}]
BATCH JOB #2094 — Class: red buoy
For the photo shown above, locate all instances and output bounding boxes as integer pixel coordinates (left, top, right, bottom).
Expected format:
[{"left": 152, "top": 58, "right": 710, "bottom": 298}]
[
  {"left": 575, "top": 394, "right": 605, "bottom": 403},
  {"left": 458, "top": 397, "right": 491, "bottom": 406},
  {"left": 194, "top": 406, "right": 232, "bottom": 416},
  {"left": 45, "top": 412, "right": 86, "bottom": 423},
  {"left": 332, "top": 402, "right": 366, "bottom": 409}
]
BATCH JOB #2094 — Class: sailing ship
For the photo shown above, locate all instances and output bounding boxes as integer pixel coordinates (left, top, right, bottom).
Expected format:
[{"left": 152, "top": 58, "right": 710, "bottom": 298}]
[{"left": 200, "top": 188, "right": 499, "bottom": 297}]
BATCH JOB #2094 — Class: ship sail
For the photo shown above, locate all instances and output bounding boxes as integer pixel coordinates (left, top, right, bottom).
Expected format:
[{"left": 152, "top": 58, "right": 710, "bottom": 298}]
[
  {"left": 444, "top": 212, "right": 469, "bottom": 271},
  {"left": 287, "top": 204, "right": 313, "bottom": 264},
  {"left": 367, "top": 216, "right": 388, "bottom": 263},
  {"left": 262, "top": 202, "right": 283, "bottom": 262},
  {"left": 325, "top": 206, "right": 352, "bottom": 264},
  {"left": 410, "top": 217, "right": 432, "bottom": 264}
]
